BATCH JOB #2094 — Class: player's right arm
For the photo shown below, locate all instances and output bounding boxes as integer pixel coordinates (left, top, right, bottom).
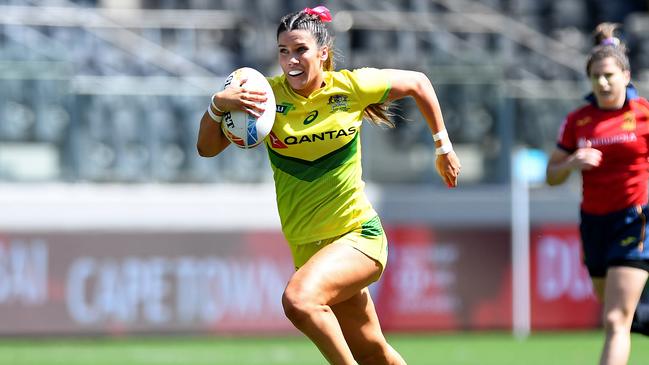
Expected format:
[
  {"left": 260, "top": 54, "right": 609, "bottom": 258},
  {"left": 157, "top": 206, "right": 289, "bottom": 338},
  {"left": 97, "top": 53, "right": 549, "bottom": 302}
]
[
  {"left": 545, "top": 144, "right": 602, "bottom": 185},
  {"left": 196, "top": 80, "right": 267, "bottom": 157},
  {"left": 546, "top": 149, "right": 574, "bottom": 186},
  {"left": 197, "top": 109, "right": 230, "bottom": 157}
]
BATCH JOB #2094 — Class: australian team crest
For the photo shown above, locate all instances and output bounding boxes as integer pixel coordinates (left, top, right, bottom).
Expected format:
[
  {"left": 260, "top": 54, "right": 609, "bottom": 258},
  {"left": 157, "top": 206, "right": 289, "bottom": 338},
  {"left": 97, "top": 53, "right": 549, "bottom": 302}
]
[{"left": 328, "top": 95, "right": 349, "bottom": 113}]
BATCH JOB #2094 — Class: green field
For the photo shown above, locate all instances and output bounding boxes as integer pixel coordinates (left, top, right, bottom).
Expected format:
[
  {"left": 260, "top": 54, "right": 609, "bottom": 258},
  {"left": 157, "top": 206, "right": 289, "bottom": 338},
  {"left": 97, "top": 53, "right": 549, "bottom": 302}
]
[{"left": 1, "top": 331, "right": 647, "bottom": 365}]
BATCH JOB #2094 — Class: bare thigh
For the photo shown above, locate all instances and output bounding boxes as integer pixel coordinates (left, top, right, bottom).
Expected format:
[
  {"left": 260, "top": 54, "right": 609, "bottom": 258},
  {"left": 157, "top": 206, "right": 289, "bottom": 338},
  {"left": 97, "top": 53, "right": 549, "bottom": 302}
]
[
  {"left": 331, "top": 287, "right": 388, "bottom": 360},
  {"left": 287, "top": 242, "right": 382, "bottom": 306},
  {"left": 603, "top": 266, "right": 648, "bottom": 319}
]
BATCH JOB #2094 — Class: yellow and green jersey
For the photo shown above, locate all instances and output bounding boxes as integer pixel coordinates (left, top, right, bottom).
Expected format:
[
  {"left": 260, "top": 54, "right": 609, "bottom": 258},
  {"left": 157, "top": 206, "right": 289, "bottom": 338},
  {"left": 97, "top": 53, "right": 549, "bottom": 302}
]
[{"left": 265, "top": 68, "right": 391, "bottom": 245}]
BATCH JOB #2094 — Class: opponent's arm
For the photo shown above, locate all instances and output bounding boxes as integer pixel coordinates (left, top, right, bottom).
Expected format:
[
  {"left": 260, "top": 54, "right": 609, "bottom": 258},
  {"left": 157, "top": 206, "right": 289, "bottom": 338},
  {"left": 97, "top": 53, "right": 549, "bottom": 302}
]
[
  {"left": 546, "top": 143, "right": 601, "bottom": 186},
  {"left": 383, "top": 69, "right": 461, "bottom": 188}
]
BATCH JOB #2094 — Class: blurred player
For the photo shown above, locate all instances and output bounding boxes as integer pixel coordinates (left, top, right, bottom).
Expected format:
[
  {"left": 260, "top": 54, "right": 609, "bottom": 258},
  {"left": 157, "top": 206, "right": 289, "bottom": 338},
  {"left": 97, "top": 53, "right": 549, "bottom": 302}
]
[
  {"left": 546, "top": 22, "right": 649, "bottom": 365},
  {"left": 196, "top": 5, "right": 460, "bottom": 364}
]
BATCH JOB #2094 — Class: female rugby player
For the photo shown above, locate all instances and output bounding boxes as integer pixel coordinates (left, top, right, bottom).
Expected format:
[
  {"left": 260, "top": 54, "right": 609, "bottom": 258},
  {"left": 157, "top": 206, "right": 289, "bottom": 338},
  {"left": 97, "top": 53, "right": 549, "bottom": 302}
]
[
  {"left": 197, "top": 6, "right": 461, "bottom": 364},
  {"left": 546, "top": 22, "right": 649, "bottom": 365}
]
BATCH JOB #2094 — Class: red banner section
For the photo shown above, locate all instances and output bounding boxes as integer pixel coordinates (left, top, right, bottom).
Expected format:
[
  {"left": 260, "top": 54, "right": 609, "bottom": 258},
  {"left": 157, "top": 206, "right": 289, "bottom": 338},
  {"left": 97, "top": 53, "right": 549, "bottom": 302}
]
[
  {"left": 0, "top": 226, "right": 600, "bottom": 335},
  {"left": 375, "top": 226, "right": 513, "bottom": 332},
  {"left": 0, "top": 232, "right": 296, "bottom": 335},
  {"left": 530, "top": 225, "right": 601, "bottom": 329}
]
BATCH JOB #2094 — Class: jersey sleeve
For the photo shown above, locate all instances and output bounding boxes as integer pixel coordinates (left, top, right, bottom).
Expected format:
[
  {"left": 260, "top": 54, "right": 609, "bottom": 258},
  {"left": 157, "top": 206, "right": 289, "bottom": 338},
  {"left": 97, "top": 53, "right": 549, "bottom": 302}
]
[
  {"left": 557, "top": 115, "right": 576, "bottom": 153},
  {"left": 348, "top": 68, "right": 391, "bottom": 107},
  {"left": 638, "top": 98, "right": 649, "bottom": 145}
]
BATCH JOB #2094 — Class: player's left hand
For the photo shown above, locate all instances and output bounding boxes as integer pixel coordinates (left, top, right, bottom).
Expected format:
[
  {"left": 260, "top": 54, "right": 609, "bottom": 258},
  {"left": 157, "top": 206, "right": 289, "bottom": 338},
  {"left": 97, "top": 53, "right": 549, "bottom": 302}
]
[
  {"left": 215, "top": 77, "right": 268, "bottom": 117},
  {"left": 435, "top": 150, "right": 461, "bottom": 188}
]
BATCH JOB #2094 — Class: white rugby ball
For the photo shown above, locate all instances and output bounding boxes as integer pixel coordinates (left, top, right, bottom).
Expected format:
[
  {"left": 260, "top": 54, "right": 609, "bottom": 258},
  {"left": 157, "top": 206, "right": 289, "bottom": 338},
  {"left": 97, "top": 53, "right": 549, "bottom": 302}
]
[{"left": 220, "top": 67, "right": 275, "bottom": 149}]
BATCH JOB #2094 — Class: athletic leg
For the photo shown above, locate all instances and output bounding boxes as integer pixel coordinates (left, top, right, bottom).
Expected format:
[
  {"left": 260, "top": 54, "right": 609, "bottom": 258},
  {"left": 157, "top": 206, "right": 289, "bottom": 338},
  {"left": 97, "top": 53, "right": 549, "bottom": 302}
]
[
  {"left": 282, "top": 242, "right": 382, "bottom": 365},
  {"left": 599, "top": 266, "right": 648, "bottom": 365},
  {"left": 331, "top": 288, "right": 406, "bottom": 365}
]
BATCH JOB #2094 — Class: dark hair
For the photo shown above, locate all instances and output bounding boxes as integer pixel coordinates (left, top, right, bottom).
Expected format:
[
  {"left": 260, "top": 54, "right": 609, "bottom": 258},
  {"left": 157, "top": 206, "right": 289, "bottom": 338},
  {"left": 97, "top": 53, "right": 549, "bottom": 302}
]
[
  {"left": 277, "top": 10, "right": 334, "bottom": 71},
  {"left": 585, "top": 22, "right": 630, "bottom": 76},
  {"left": 276, "top": 9, "right": 394, "bottom": 128}
]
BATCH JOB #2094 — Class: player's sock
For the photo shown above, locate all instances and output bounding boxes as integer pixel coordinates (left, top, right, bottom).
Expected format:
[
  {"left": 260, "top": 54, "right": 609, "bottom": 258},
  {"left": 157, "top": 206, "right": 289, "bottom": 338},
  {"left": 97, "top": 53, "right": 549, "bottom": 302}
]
[{"left": 631, "top": 301, "right": 649, "bottom": 336}]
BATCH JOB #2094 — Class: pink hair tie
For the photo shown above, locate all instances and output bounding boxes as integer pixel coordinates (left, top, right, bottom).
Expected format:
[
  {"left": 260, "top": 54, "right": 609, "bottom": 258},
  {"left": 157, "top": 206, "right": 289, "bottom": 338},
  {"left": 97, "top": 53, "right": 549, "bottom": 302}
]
[{"left": 304, "top": 5, "right": 332, "bottom": 23}]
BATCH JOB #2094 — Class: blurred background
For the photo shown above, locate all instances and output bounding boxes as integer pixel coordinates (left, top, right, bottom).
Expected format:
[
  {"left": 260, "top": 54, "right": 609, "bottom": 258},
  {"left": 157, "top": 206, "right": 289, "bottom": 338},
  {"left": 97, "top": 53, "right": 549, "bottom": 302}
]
[{"left": 1, "top": 0, "right": 649, "bottom": 350}]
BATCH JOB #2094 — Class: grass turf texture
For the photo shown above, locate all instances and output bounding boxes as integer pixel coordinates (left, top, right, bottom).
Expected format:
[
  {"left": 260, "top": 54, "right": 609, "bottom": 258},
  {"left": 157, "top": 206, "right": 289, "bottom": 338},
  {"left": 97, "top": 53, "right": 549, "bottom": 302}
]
[{"left": 1, "top": 331, "right": 647, "bottom": 365}]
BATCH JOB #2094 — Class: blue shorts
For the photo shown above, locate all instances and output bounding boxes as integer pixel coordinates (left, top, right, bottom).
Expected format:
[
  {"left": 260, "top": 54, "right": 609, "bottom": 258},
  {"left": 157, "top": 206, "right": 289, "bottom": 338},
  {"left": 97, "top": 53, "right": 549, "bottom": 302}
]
[{"left": 580, "top": 204, "right": 649, "bottom": 278}]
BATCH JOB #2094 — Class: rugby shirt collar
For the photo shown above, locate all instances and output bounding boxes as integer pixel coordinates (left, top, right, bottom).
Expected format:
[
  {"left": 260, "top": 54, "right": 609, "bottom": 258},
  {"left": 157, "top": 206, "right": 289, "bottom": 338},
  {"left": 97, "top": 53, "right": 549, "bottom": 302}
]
[{"left": 584, "top": 83, "right": 639, "bottom": 107}]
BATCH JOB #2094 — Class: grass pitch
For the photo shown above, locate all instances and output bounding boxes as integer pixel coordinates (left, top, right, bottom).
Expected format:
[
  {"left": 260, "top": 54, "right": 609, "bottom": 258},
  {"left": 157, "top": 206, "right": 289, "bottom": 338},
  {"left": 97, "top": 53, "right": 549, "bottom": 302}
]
[{"left": 1, "top": 331, "right": 647, "bottom": 365}]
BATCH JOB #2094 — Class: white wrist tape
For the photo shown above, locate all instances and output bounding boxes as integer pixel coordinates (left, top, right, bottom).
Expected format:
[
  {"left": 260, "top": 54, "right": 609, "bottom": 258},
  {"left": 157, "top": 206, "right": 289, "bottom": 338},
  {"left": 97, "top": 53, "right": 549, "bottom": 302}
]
[
  {"left": 210, "top": 94, "right": 226, "bottom": 113},
  {"left": 435, "top": 142, "right": 453, "bottom": 155},
  {"left": 206, "top": 105, "right": 222, "bottom": 123},
  {"left": 432, "top": 129, "right": 448, "bottom": 142}
]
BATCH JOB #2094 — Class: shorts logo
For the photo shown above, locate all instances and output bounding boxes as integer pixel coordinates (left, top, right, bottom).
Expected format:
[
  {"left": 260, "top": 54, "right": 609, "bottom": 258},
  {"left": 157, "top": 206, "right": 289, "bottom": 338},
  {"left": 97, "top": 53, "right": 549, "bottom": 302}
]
[
  {"left": 620, "top": 236, "right": 637, "bottom": 246},
  {"left": 276, "top": 102, "right": 295, "bottom": 115},
  {"left": 328, "top": 95, "right": 349, "bottom": 113}
]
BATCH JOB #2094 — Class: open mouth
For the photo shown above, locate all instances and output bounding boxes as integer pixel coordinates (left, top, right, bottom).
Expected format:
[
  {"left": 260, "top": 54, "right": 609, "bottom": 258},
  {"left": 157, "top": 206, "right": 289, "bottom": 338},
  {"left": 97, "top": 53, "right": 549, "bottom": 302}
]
[{"left": 288, "top": 70, "right": 304, "bottom": 77}]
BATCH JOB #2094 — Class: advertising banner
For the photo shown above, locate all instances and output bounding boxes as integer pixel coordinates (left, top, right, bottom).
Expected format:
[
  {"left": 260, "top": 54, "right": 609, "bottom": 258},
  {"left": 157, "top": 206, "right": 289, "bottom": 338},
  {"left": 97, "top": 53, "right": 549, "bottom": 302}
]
[
  {"left": 530, "top": 226, "right": 601, "bottom": 329},
  {"left": 0, "top": 231, "right": 296, "bottom": 335},
  {"left": 0, "top": 226, "right": 600, "bottom": 335},
  {"left": 376, "top": 226, "right": 513, "bottom": 331}
]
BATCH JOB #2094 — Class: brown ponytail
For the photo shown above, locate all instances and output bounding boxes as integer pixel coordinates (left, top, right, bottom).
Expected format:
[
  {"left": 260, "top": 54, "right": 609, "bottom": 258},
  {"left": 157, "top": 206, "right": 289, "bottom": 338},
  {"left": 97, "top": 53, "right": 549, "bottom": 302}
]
[
  {"left": 586, "top": 22, "right": 630, "bottom": 75},
  {"left": 364, "top": 104, "right": 394, "bottom": 128}
]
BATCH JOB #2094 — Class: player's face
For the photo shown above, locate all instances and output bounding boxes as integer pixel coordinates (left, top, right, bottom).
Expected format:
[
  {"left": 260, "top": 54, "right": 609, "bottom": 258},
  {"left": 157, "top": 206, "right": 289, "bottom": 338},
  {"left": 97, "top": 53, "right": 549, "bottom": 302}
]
[
  {"left": 589, "top": 57, "right": 630, "bottom": 110},
  {"left": 278, "top": 30, "right": 328, "bottom": 97}
]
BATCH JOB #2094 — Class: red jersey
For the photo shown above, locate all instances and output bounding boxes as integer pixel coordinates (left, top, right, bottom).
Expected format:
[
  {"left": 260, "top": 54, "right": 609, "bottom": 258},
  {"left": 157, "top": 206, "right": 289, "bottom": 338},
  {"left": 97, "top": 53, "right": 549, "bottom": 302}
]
[{"left": 557, "top": 89, "right": 649, "bottom": 214}]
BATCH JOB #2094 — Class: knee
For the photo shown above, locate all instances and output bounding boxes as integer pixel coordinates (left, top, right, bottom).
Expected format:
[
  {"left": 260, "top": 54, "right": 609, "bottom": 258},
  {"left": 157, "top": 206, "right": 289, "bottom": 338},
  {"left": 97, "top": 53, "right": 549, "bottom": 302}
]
[
  {"left": 281, "top": 284, "right": 319, "bottom": 325},
  {"left": 602, "top": 308, "right": 634, "bottom": 334}
]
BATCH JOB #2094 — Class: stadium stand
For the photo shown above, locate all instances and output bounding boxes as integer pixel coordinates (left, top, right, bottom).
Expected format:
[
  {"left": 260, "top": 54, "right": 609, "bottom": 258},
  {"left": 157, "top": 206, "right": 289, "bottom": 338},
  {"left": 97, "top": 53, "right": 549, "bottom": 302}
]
[{"left": 0, "top": 0, "right": 647, "bottom": 184}]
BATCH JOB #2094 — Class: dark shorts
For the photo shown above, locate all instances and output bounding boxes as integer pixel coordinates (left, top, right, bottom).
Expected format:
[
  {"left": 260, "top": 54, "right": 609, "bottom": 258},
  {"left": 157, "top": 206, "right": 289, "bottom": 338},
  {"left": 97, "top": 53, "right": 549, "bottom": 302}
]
[{"left": 580, "top": 204, "right": 649, "bottom": 278}]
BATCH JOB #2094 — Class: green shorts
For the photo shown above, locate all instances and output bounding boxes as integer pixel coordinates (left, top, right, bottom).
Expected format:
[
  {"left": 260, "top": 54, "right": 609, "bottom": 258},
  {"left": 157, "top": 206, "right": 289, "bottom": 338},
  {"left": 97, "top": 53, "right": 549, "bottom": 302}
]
[{"left": 289, "top": 216, "right": 388, "bottom": 275}]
